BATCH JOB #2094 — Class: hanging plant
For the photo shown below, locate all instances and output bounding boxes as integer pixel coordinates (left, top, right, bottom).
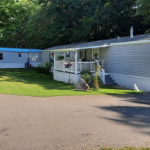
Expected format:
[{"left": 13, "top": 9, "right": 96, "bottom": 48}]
[
  {"left": 57, "top": 56, "right": 64, "bottom": 60},
  {"left": 64, "top": 62, "right": 72, "bottom": 68}
]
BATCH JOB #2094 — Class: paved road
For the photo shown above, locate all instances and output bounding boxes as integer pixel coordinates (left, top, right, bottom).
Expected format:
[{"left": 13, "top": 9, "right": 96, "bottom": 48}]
[{"left": 0, "top": 94, "right": 150, "bottom": 150}]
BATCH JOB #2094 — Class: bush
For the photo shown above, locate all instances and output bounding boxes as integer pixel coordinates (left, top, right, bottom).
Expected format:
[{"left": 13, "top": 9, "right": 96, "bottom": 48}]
[
  {"left": 45, "top": 61, "right": 53, "bottom": 74},
  {"left": 80, "top": 70, "right": 93, "bottom": 84},
  {"left": 81, "top": 74, "right": 91, "bottom": 83},
  {"left": 36, "top": 64, "right": 45, "bottom": 73},
  {"left": 35, "top": 61, "right": 53, "bottom": 75},
  {"left": 91, "top": 75, "right": 103, "bottom": 85},
  {"left": 80, "top": 70, "right": 92, "bottom": 76}
]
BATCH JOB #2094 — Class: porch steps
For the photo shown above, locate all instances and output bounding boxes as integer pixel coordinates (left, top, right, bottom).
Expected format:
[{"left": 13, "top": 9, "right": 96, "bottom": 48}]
[{"left": 105, "top": 75, "right": 117, "bottom": 86}]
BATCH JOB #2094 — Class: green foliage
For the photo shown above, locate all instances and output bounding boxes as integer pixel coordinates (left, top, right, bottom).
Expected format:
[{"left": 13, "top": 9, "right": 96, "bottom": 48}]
[
  {"left": 57, "top": 56, "right": 64, "bottom": 60},
  {"left": 45, "top": 61, "right": 53, "bottom": 74},
  {"left": 36, "top": 61, "right": 53, "bottom": 75},
  {"left": 136, "top": 0, "right": 150, "bottom": 32},
  {"left": 0, "top": 0, "right": 38, "bottom": 48},
  {"left": 81, "top": 74, "right": 91, "bottom": 83},
  {"left": 93, "top": 63, "right": 99, "bottom": 91},
  {"left": 91, "top": 75, "right": 103, "bottom": 85},
  {"left": 80, "top": 70, "right": 92, "bottom": 76},
  {"left": 1, "top": 0, "right": 150, "bottom": 48},
  {"left": 35, "top": 64, "right": 46, "bottom": 73}
]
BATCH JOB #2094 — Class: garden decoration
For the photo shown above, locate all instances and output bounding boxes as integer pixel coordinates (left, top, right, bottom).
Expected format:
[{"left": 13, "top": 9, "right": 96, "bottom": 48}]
[
  {"left": 64, "top": 62, "right": 72, "bottom": 83},
  {"left": 134, "top": 84, "right": 139, "bottom": 91},
  {"left": 74, "top": 78, "right": 89, "bottom": 91}
]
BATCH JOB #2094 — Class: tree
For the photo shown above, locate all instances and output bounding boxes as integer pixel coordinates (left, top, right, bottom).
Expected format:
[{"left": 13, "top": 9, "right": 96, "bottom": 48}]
[
  {"left": 0, "top": 0, "right": 35, "bottom": 28},
  {"left": 0, "top": 0, "right": 38, "bottom": 48},
  {"left": 24, "top": 0, "right": 142, "bottom": 48},
  {"left": 136, "top": 0, "right": 150, "bottom": 32},
  {"left": 1, "top": 0, "right": 150, "bottom": 49}
]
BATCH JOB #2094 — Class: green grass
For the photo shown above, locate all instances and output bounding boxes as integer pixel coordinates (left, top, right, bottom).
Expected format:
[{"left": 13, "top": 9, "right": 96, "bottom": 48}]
[{"left": 0, "top": 68, "right": 142, "bottom": 97}]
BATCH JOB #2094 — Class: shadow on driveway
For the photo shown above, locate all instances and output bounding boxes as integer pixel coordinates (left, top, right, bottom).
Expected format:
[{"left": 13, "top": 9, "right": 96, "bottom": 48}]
[{"left": 95, "top": 93, "right": 150, "bottom": 135}]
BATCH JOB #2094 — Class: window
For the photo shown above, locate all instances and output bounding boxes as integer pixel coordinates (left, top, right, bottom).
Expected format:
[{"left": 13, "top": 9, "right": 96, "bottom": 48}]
[
  {"left": 18, "top": 53, "right": 21, "bottom": 57},
  {"left": 0, "top": 53, "right": 3, "bottom": 60},
  {"left": 66, "top": 52, "right": 70, "bottom": 58}
]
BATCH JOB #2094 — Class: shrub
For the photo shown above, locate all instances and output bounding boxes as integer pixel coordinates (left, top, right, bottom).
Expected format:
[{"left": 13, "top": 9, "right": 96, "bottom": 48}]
[
  {"left": 45, "top": 61, "right": 53, "bottom": 74},
  {"left": 80, "top": 70, "right": 92, "bottom": 76},
  {"left": 91, "top": 75, "right": 103, "bottom": 85},
  {"left": 35, "top": 62, "right": 53, "bottom": 75},
  {"left": 36, "top": 64, "right": 45, "bottom": 73},
  {"left": 81, "top": 74, "right": 91, "bottom": 83}
]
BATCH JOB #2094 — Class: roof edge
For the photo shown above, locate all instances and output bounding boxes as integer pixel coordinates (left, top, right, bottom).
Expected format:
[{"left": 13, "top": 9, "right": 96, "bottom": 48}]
[{"left": 110, "top": 39, "right": 150, "bottom": 46}]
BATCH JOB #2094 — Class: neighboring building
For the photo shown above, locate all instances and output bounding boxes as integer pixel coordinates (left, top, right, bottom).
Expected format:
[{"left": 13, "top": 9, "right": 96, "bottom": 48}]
[
  {"left": 42, "top": 29, "right": 150, "bottom": 92},
  {"left": 0, "top": 48, "right": 42, "bottom": 68}
]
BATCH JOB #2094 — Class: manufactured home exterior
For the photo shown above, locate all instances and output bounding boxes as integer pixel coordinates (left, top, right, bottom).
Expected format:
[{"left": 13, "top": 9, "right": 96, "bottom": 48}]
[
  {"left": 0, "top": 48, "right": 42, "bottom": 68},
  {"left": 43, "top": 34, "right": 150, "bottom": 92}
]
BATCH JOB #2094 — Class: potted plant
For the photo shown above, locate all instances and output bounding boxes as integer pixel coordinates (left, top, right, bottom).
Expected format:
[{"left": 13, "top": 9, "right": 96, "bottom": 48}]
[{"left": 64, "top": 62, "right": 72, "bottom": 68}]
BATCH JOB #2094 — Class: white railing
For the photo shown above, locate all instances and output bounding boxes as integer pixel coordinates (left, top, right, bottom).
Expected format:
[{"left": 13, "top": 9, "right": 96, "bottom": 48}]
[
  {"left": 55, "top": 61, "right": 95, "bottom": 73},
  {"left": 55, "top": 60, "right": 106, "bottom": 84},
  {"left": 99, "top": 68, "right": 105, "bottom": 84},
  {"left": 55, "top": 61, "right": 75, "bottom": 73},
  {"left": 65, "top": 62, "right": 75, "bottom": 73},
  {"left": 77, "top": 62, "right": 95, "bottom": 73},
  {"left": 55, "top": 61, "right": 64, "bottom": 71},
  {"left": 96, "top": 62, "right": 105, "bottom": 84},
  {"left": 99, "top": 60, "right": 108, "bottom": 73}
]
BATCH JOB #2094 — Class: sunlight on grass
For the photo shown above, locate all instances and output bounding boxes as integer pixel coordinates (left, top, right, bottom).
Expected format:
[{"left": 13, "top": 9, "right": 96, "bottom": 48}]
[{"left": 0, "top": 69, "right": 142, "bottom": 97}]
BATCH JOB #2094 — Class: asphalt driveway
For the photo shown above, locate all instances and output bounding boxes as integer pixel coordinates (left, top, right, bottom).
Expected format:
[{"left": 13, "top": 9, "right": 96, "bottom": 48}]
[{"left": 0, "top": 93, "right": 150, "bottom": 150}]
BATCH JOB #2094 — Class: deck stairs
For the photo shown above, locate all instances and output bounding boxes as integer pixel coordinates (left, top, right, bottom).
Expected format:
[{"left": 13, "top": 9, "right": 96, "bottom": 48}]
[
  {"left": 105, "top": 75, "right": 117, "bottom": 86},
  {"left": 93, "top": 61, "right": 117, "bottom": 86}
]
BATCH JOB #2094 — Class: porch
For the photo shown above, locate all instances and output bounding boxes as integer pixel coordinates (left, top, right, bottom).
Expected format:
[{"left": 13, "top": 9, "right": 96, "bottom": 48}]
[{"left": 53, "top": 48, "right": 108, "bottom": 84}]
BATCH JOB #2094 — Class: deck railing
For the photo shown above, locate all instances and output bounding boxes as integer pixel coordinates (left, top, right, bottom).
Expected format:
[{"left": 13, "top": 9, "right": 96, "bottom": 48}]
[
  {"left": 77, "top": 62, "right": 95, "bottom": 73},
  {"left": 55, "top": 61, "right": 106, "bottom": 84},
  {"left": 55, "top": 61, "right": 95, "bottom": 73}
]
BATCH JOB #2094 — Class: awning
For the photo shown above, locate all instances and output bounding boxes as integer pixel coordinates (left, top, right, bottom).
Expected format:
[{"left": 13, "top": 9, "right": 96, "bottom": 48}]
[{"left": 43, "top": 44, "right": 110, "bottom": 52}]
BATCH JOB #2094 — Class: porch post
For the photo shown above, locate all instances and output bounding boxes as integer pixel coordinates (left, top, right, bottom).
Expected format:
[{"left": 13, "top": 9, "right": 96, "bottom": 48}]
[
  {"left": 54, "top": 52, "right": 56, "bottom": 71},
  {"left": 75, "top": 51, "right": 77, "bottom": 75},
  {"left": 63, "top": 52, "right": 65, "bottom": 72},
  {"left": 92, "top": 48, "right": 93, "bottom": 60}
]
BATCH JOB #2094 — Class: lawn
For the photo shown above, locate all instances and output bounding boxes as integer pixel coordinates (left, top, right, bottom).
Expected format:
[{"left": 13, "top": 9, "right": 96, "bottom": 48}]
[{"left": 0, "top": 68, "right": 141, "bottom": 97}]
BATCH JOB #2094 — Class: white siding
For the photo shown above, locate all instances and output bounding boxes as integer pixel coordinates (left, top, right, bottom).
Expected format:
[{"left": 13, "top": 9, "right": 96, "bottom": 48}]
[
  {"left": 98, "top": 47, "right": 109, "bottom": 60},
  {"left": 0, "top": 52, "right": 42, "bottom": 68},
  {"left": 110, "top": 73, "right": 150, "bottom": 92},
  {"left": 90, "top": 43, "right": 150, "bottom": 91},
  {"left": 30, "top": 53, "right": 42, "bottom": 63},
  {"left": 0, "top": 52, "right": 27, "bottom": 63},
  {"left": 0, "top": 63, "right": 25, "bottom": 68},
  {"left": 107, "top": 43, "right": 150, "bottom": 78},
  {"left": 42, "top": 51, "right": 49, "bottom": 65}
]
